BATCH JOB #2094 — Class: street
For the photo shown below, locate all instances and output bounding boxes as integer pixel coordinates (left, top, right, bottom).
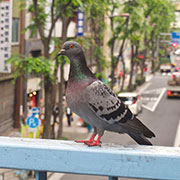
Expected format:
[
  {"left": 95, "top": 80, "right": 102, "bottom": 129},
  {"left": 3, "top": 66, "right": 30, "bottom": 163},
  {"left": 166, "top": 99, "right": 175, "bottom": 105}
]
[{"left": 59, "top": 73, "right": 180, "bottom": 180}]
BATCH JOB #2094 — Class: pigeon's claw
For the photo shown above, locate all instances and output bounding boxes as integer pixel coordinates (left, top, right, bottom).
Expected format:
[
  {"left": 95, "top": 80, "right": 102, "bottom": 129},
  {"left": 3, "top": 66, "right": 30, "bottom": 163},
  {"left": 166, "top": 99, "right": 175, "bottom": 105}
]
[
  {"left": 84, "top": 136, "right": 101, "bottom": 147},
  {"left": 85, "top": 140, "right": 101, "bottom": 147},
  {"left": 75, "top": 140, "right": 93, "bottom": 143},
  {"left": 75, "top": 133, "right": 96, "bottom": 144}
]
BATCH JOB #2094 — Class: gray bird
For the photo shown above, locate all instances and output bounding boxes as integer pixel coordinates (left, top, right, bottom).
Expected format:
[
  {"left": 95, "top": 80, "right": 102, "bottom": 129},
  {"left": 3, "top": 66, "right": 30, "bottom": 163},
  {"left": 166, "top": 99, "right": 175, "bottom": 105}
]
[{"left": 58, "top": 41, "right": 155, "bottom": 147}]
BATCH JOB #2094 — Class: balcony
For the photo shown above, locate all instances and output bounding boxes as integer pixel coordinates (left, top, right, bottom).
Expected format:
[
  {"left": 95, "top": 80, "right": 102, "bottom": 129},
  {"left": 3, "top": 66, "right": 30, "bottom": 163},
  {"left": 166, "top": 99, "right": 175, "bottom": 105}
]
[{"left": 0, "top": 136, "right": 180, "bottom": 180}]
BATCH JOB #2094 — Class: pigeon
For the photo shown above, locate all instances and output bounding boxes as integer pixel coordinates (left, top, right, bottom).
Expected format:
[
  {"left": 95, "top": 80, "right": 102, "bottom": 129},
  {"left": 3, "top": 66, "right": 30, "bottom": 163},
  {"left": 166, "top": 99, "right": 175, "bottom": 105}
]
[{"left": 57, "top": 41, "right": 155, "bottom": 147}]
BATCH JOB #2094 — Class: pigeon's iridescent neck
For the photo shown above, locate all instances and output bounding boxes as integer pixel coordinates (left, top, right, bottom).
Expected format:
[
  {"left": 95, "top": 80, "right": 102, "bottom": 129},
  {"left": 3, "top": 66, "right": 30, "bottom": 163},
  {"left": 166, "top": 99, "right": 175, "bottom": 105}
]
[
  {"left": 69, "top": 62, "right": 88, "bottom": 81},
  {"left": 68, "top": 55, "right": 95, "bottom": 82}
]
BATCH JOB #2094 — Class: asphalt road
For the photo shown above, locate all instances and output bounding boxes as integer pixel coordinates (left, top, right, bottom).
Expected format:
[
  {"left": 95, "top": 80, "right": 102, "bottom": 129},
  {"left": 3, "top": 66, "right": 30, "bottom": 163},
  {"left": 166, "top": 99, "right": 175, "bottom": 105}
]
[{"left": 59, "top": 73, "right": 180, "bottom": 180}]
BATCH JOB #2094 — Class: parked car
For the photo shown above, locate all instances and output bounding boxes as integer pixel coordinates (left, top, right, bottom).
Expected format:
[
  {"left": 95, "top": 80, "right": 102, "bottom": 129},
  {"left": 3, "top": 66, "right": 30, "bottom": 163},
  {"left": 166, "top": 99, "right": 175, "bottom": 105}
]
[
  {"left": 118, "top": 92, "right": 142, "bottom": 115},
  {"left": 160, "top": 63, "right": 171, "bottom": 73}
]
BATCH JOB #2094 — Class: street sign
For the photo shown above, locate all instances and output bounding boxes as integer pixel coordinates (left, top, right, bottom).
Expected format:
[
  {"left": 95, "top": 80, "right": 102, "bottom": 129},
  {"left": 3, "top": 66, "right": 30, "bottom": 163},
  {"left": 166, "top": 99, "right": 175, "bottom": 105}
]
[
  {"left": 32, "top": 107, "right": 40, "bottom": 116},
  {"left": 77, "top": 7, "right": 84, "bottom": 36},
  {"left": 26, "top": 116, "right": 39, "bottom": 128},
  {"left": 171, "top": 32, "right": 180, "bottom": 45}
]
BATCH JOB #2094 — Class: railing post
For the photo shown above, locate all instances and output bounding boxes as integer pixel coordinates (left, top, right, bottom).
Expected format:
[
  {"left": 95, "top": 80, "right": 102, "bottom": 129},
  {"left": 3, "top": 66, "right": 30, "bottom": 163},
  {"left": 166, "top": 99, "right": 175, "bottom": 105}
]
[
  {"left": 35, "top": 171, "right": 47, "bottom": 180},
  {"left": 109, "top": 176, "right": 118, "bottom": 180}
]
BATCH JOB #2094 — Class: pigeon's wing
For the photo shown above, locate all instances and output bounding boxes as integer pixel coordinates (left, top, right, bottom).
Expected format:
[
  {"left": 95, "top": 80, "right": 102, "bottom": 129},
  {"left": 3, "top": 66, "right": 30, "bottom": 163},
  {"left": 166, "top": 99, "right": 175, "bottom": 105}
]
[{"left": 85, "top": 80, "right": 134, "bottom": 124}]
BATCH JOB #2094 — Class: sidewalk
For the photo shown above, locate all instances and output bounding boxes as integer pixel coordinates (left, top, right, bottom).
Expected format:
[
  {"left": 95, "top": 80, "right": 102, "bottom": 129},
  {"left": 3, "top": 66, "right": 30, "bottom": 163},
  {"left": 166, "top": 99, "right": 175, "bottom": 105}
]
[{"left": 61, "top": 114, "right": 90, "bottom": 141}]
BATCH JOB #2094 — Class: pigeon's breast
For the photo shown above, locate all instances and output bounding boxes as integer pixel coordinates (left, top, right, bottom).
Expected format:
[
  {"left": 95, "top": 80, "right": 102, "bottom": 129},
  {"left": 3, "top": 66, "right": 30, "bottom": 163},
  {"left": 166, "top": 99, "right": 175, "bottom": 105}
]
[{"left": 65, "top": 81, "right": 89, "bottom": 115}]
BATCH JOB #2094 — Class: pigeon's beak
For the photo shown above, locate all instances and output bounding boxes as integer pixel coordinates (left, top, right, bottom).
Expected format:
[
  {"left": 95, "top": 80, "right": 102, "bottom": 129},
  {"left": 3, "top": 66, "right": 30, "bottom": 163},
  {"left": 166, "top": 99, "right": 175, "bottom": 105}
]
[{"left": 56, "top": 49, "right": 66, "bottom": 58}]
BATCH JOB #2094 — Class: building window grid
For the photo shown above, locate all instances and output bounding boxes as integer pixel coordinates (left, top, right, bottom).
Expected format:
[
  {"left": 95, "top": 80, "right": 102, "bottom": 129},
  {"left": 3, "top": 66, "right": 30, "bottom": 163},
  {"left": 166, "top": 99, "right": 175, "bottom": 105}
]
[
  {"left": 12, "top": 18, "right": 19, "bottom": 43},
  {"left": 0, "top": 1, "right": 11, "bottom": 72}
]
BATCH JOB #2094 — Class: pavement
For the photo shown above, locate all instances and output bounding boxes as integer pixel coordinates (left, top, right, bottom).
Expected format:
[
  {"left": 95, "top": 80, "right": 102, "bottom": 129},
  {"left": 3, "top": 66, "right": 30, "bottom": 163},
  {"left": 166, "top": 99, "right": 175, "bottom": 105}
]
[{"left": 0, "top": 73, "right": 154, "bottom": 180}]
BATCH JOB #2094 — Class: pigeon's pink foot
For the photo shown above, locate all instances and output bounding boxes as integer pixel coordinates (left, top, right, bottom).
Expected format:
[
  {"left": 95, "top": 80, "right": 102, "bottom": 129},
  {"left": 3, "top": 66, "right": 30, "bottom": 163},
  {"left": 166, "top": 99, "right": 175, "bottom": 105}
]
[
  {"left": 84, "top": 136, "right": 101, "bottom": 147},
  {"left": 75, "top": 140, "right": 93, "bottom": 143},
  {"left": 85, "top": 140, "right": 101, "bottom": 147},
  {"left": 75, "top": 133, "right": 96, "bottom": 144}
]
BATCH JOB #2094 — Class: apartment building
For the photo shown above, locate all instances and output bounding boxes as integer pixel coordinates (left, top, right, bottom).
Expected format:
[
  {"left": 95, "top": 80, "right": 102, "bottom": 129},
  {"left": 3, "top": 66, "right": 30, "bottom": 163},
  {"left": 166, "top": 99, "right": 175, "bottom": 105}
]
[{"left": 0, "top": 0, "right": 20, "bottom": 133}]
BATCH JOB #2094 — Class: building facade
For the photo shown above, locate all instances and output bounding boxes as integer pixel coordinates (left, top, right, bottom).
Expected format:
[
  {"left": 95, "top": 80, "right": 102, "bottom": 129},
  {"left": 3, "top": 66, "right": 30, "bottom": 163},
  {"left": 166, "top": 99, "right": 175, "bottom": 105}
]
[{"left": 0, "top": 0, "right": 21, "bottom": 134}]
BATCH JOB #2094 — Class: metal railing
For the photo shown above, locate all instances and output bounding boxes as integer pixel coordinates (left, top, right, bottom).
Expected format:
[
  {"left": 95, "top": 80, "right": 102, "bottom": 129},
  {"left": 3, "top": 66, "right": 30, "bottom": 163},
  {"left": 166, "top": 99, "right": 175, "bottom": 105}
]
[{"left": 0, "top": 136, "right": 180, "bottom": 180}]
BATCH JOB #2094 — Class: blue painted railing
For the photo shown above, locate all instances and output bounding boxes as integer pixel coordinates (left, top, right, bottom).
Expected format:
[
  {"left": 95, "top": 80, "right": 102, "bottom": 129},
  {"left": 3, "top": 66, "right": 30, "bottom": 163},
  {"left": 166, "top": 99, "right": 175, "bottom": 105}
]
[{"left": 0, "top": 136, "right": 180, "bottom": 180}]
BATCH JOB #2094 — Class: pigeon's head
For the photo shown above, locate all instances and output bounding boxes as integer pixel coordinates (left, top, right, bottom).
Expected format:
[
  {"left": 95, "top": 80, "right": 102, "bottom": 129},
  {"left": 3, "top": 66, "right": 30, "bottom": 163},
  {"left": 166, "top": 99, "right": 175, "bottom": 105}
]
[{"left": 57, "top": 41, "right": 83, "bottom": 59}]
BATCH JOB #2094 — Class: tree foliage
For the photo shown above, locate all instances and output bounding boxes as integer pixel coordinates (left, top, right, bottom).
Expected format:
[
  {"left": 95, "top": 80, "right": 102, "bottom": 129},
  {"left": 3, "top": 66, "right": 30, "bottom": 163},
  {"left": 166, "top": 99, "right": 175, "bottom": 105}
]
[
  {"left": 7, "top": 0, "right": 85, "bottom": 139},
  {"left": 6, "top": 55, "right": 55, "bottom": 82},
  {"left": 108, "top": 0, "right": 175, "bottom": 91},
  {"left": 84, "top": 0, "right": 109, "bottom": 76}
]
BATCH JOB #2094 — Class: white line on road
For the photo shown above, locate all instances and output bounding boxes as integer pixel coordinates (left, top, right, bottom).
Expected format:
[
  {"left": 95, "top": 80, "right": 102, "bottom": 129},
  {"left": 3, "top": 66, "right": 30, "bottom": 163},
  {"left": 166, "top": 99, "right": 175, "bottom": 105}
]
[
  {"left": 137, "top": 82, "right": 151, "bottom": 95},
  {"left": 142, "top": 88, "right": 166, "bottom": 112},
  {"left": 151, "top": 87, "right": 166, "bottom": 112}
]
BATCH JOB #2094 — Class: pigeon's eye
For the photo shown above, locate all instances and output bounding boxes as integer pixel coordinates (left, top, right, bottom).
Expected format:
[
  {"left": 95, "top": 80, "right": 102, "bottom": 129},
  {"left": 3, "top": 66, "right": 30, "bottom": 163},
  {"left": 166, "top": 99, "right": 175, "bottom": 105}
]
[{"left": 70, "top": 44, "right": 74, "bottom": 49}]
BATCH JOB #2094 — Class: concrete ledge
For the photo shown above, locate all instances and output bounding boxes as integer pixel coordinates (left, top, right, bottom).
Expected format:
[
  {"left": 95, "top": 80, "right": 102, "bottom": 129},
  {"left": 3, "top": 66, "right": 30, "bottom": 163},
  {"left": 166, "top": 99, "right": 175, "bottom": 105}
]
[
  {"left": 0, "top": 137, "right": 180, "bottom": 180},
  {"left": 0, "top": 74, "right": 13, "bottom": 82}
]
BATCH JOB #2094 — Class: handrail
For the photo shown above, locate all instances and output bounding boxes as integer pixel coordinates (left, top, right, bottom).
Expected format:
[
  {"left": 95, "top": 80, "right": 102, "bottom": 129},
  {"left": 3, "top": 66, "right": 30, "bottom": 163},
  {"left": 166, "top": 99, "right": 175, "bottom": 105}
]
[{"left": 0, "top": 136, "right": 180, "bottom": 180}]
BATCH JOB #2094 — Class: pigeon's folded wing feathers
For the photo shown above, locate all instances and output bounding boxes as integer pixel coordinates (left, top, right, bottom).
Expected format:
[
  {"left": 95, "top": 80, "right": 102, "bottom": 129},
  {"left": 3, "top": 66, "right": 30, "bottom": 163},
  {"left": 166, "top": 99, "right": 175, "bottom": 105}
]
[{"left": 85, "top": 80, "right": 133, "bottom": 124}]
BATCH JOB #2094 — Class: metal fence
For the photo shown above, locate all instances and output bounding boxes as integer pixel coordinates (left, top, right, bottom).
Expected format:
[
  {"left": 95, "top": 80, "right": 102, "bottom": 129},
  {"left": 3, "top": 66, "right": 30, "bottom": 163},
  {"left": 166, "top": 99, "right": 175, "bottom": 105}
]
[{"left": 0, "top": 136, "right": 180, "bottom": 180}]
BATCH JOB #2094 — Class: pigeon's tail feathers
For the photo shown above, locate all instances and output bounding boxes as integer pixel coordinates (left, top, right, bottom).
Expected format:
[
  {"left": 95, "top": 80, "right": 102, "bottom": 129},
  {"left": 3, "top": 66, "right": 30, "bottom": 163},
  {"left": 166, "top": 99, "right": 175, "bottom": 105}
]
[
  {"left": 126, "top": 116, "right": 155, "bottom": 138},
  {"left": 128, "top": 133, "right": 153, "bottom": 145}
]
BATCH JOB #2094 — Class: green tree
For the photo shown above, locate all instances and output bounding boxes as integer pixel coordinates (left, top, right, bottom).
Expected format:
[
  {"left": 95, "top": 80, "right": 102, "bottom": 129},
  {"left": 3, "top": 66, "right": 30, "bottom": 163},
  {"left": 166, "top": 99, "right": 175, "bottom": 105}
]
[
  {"left": 85, "top": 0, "right": 108, "bottom": 78},
  {"left": 108, "top": 0, "right": 130, "bottom": 90},
  {"left": 123, "top": 0, "right": 144, "bottom": 91},
  {"left": 121, "top": 0, "right": 175, "bottom": 90},
  {"left": 7, "top": 0, "right": 84, "bottom": 139},
  {"left": 142, "top": 0, "right": 175, "bottom": 73}
]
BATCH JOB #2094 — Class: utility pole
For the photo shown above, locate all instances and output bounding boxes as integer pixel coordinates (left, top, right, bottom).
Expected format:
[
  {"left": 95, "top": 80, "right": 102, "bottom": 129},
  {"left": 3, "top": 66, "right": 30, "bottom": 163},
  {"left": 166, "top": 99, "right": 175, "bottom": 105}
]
[{"left": 14, "top": 2, "right": 25, "bottom": 128}]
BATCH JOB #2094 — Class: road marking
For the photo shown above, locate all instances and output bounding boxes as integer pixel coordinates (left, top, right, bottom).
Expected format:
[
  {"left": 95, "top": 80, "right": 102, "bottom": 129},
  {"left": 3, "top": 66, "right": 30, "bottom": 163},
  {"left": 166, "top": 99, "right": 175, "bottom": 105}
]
[
  {"left": 142, "top": 88, "right": 166, "bottom": 112},
  {"left": 138, "top": 82, "right": 151, "bottom": 94},
  {"left": 142, "top": 104, "right": 153, "bottom": 112},
  {"left": 151, "top": 87, "right": 166, "bottom": 112},
  {"left": 174, "top": 118, "right": 180, "bottom": 147},
  {"left": 146, "top": 74, "right": 153, "bottom": 82}
]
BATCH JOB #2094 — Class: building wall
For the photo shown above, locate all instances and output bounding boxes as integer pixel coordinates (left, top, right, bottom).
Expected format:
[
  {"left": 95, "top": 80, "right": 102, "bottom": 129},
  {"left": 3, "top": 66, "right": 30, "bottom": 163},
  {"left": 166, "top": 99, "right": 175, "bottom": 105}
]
[
  {"left": 0, "top": 0, "right": 20, "bottom": 134},
  {"left": 12, "top": 0, "right": 19, "bottom": 18},
  {"left": 0, "top": 0, "right": 12, "bottom": 73},
  {"left": 0, "top": 75, "right": 15, "bottom": 134}
]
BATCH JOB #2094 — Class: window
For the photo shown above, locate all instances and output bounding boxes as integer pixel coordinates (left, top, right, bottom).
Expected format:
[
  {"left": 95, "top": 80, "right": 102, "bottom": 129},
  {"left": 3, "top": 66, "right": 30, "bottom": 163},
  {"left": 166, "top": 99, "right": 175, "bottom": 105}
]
[
  {"left": 4, "top": 47, "right": 8, "bottom": 51},
  {"left": 5, "top": 25, "right": 9, "bottom": 29},
  {"left": 4, "top": 54, "right": 9, "bottom": 58},
  {"left": 12, "top": 18, "right": 19, "bottom": 43},
  {"left": 5, "top": 18, "right": 9, "bottom": 23}
]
